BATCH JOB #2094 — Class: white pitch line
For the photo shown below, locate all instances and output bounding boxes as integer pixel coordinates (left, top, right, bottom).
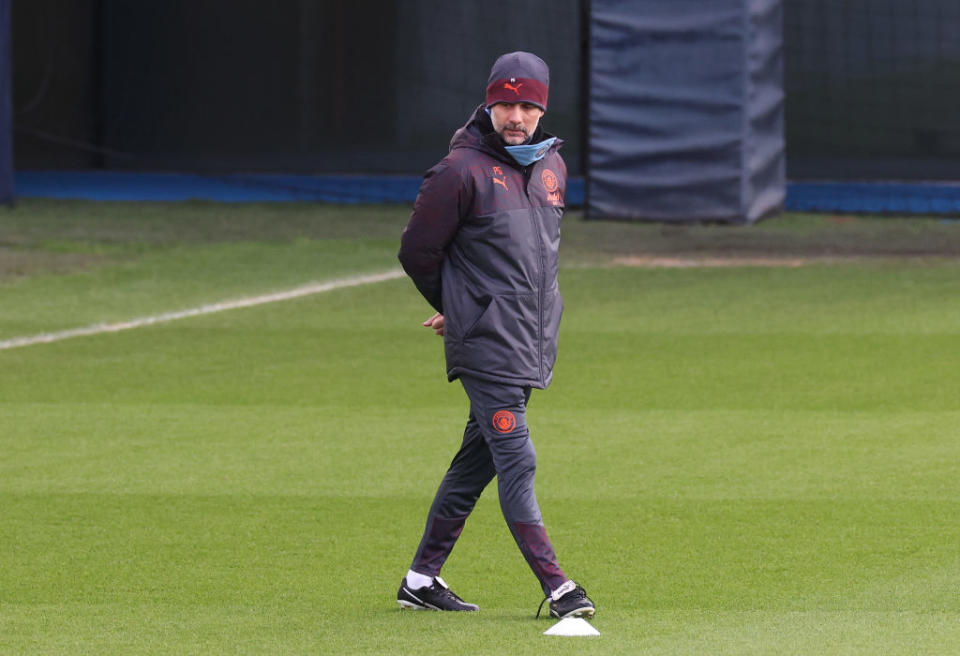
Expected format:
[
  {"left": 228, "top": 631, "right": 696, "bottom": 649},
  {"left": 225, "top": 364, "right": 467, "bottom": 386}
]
[{"left": 0, "top": 269, "right": 405, "bottom": 352}]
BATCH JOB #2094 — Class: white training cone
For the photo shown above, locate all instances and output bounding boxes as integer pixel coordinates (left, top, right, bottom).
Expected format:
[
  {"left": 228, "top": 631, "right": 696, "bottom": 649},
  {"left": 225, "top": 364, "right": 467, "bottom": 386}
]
[{"left": 543, "top": 617, "right": 601, "bottom": 637}]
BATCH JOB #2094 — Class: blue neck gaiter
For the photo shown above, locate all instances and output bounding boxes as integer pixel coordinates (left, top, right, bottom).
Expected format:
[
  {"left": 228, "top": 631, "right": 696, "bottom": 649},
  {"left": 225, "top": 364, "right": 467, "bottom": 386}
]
[
  {"left": 504, "top": 138, "right": 557, "bottom": 166},
  {"left": 486, "top": 107, "right": 555, "bottom": 166}
]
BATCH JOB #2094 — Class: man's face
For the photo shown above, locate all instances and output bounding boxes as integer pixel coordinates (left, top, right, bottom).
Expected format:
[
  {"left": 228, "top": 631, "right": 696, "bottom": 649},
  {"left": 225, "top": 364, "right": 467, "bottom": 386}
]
[{"left": 489, "top": 102, "right": 544, "bottom": 145}]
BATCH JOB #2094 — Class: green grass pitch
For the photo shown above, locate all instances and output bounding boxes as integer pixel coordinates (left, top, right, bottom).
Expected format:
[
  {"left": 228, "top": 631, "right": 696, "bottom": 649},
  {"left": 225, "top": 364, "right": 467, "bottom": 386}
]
[{"left": 1, "top": 200, "right": 960, "bottom": 654}]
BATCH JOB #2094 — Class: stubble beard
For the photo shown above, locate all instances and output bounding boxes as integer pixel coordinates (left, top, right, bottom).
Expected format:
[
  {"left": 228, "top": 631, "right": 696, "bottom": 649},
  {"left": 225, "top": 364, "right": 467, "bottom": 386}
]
[{"left": 499, "top": 124, "right": 529, "bottom": 145}]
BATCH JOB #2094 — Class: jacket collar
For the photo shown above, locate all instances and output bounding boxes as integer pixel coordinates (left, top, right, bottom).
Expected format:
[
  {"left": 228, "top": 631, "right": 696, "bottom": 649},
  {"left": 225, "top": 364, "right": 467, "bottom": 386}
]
[{"left": 450, "top": 104, "right": 561, "bottom": 167}]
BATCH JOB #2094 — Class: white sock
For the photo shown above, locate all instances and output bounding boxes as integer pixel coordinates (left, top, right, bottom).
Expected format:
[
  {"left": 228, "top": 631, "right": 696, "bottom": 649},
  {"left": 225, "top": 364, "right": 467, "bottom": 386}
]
[{"left": 405, "top": 569, "right": 434, "bottom": 590}]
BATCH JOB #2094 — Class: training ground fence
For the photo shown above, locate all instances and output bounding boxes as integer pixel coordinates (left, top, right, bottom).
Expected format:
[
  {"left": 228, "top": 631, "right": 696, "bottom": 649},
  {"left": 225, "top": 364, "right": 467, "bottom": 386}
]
[
  {"left": 785, "top": 0, "right": 960, "bottom": 182},
  {"left": 3, "top": 0, "right": 960, "bottom": 218}
]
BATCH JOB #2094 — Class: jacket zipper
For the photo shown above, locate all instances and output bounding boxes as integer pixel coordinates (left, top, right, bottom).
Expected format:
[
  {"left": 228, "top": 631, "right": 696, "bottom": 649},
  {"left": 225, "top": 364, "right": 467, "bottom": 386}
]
[{"left": 523, "top": 164, "right": 546, "bottom": 385}]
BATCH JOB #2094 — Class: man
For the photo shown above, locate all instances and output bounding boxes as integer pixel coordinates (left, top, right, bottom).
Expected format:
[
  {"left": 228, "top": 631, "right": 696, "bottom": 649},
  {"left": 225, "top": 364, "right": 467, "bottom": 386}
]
[{"left": 396, "top": 51, "right": 594, "bottom": 620}]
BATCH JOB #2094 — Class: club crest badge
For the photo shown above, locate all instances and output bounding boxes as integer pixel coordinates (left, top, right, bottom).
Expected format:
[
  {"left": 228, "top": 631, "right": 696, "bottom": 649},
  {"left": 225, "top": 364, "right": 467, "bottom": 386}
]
[
  {"left": 492, "top": 410, "right": 517, "bottom": 434},
  {"left": 541, "top": 168, "right": 561, "bottom": 206},
  {"left": 541, "top": 169, "right": 558, "bottom": 192}
]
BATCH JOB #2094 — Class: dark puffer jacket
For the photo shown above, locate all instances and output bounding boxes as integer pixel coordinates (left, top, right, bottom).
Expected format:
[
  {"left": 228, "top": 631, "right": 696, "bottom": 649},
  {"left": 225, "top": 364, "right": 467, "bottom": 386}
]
[{"left": 398, "top": 104, "right": 566, "bottom": 389}]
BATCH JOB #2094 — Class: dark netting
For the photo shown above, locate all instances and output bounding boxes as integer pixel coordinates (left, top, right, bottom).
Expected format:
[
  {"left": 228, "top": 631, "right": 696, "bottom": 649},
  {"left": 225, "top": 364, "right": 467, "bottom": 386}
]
[
  {"left": 389, "top": 1, "right": 583, "bottom": 175},
  {"left": 784, "top": 0, "right": 960, "bottom": 180},
  {"left": 14, "top": 0, "right": 582, "bottom": 176},
  {"left": 0, "top": 0, "right": 12, "bottom": 203}
]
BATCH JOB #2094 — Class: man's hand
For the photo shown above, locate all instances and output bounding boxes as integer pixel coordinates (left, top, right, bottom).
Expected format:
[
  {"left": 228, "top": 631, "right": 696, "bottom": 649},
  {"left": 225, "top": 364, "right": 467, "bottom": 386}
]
[{"left": 423, "top": 313, "right": 445, "bottom": 336}]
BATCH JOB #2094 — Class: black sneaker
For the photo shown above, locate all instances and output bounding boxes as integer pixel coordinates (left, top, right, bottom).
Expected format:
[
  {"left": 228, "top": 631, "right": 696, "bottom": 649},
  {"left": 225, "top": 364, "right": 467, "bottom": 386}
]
[
  {"left": 537, "top": 580, "right": 595, "bottom": 619},
  {"left": 397, "top": 576, "right": 479, "bottom": 612}
]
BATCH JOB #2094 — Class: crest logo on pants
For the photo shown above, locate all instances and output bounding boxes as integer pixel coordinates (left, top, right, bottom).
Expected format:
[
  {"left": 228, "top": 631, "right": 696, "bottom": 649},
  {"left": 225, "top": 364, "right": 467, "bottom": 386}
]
[{"left": 492, "top": 410, "right": 517, "bottom": 434}]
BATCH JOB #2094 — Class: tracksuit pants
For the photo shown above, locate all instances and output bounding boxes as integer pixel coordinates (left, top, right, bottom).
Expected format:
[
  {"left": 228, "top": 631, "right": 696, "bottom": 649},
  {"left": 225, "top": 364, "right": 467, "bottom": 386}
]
[{"left": 409, "top": 375, "right": 567, "bottom": 595}]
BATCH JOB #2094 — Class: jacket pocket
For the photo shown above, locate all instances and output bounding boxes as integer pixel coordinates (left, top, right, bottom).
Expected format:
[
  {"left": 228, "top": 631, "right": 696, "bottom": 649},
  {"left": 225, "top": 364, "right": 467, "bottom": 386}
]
[
  {"left": 463, "top": 293, "right": 540, "bottom": 376},
  {"left": 464, "top": 293, "right": 535, "bottom": 338},
  {"left": 443, "top": 286, "right": 488, "bottom": 342},
  {"left": 460, "top": 294, "right": 492, "bottom": 339}
]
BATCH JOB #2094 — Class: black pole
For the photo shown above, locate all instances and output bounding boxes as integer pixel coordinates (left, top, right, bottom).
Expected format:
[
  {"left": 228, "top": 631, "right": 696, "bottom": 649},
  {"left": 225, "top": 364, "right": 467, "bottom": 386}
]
[
  {"left": 92, "top": 0, "right": 105, "bottom": 169},
  {"left": 0, "top": 0, "right": 14, "bottom": 204},
  {"left": 580, "top": 0, "right": 591, "bottom": 219}
]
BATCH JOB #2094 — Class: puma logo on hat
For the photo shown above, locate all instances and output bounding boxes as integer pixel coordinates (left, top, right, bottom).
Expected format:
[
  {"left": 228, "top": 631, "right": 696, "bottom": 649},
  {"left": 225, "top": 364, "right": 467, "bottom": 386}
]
[{"left": 485, "top": 52, "right": 549, "bottom": 111}]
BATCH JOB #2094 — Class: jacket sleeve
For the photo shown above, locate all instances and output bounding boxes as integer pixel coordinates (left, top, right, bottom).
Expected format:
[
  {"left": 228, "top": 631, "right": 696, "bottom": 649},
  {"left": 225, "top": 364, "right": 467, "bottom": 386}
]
[{"left": 398, "top": 161, "right": 469, "bottom": 313}]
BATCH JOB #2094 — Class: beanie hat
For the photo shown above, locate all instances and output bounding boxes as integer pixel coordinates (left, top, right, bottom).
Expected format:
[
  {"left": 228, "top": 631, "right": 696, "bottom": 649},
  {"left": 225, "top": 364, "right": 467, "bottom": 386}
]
[{"left": 485, "top": 51, "right": 549, "bottom": 111}]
